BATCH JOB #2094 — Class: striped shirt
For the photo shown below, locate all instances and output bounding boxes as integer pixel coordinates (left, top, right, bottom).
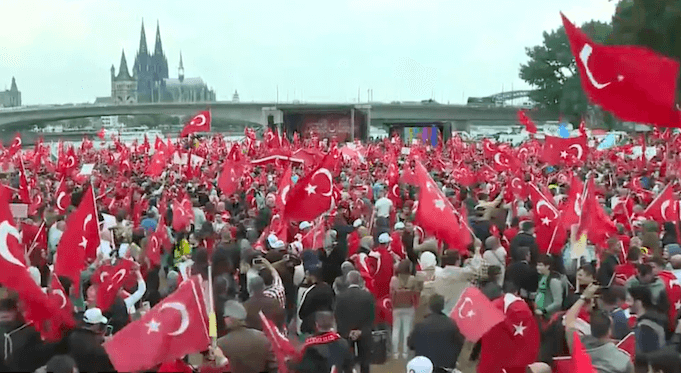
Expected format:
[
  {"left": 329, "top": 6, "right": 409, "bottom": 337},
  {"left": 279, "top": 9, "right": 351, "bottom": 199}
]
[{"left": 263, "top": 268, "right": 286, "bottom": 309}]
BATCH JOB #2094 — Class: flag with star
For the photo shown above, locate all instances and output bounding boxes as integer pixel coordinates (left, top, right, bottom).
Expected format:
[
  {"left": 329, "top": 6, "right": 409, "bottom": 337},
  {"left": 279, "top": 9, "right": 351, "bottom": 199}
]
[
  {"left": 53, "top": 186, "right": 100, "bottom": 290},
  {"left": 658, "top": 270, "right": 681, "bottom": 332},
  {"left": 528, "top": 183, "right": 567, "bottom": 255},
  {"left": 478, "top": 293, "right": 540, "bottom": 373},
  {"left": 414, "top": 161, "right": 471, "bottom": 252},
  {"left": 283, "top": 153, "right": 335, "bottom": 221},
  {"left": 104, "top": 275, "right": 210, "bottom": 372}
]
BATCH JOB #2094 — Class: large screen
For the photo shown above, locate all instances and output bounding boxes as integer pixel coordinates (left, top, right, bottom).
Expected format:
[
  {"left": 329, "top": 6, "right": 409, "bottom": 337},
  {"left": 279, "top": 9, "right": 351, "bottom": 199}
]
[{"left": 403, "top": 126, "right": 440, "bottom": 146}]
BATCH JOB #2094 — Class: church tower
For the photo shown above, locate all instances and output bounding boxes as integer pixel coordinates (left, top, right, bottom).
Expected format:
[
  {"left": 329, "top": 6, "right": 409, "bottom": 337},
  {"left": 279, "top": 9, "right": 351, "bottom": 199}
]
[
  {"left": 112, "top": 50, "right": 137, "bottom": 104},
  {"left": 178, "top": 52, "right": 184, "bottom": 82},
  {"left": 151, "top": 21, "right": 169, "bottom": 102},
  {"left": 133, "top": 20, "right": 153, "bottom": 102}
]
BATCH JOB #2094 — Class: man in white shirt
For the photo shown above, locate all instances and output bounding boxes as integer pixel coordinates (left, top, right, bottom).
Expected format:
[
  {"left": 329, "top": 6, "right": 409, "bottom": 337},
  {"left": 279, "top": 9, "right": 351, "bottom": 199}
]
[
  {"left": 483, "top": 236, "right": 506, "bottom": 287},
  {"left": 373, "top": 189, "right": 393, "bottom": 237}
]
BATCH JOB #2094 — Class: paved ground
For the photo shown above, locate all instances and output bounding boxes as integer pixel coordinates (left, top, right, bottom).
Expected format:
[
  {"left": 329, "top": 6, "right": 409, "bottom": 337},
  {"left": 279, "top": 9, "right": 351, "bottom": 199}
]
[{"left": 372, "top": 341, "right": 477, "bottom": 373}]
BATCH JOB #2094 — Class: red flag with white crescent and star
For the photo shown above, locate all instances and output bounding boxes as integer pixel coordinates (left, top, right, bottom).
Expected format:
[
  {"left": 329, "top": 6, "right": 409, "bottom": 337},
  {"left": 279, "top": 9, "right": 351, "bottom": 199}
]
[
  {"left": 642, "top": 183, "right": 677, "bottom": 224},
  {"left": 0, "top": 186, "right": 74, "bottom": 341},
  {"left": 479, "top": 293, "right": 540, "bottom": 373},
  {"left": 96, "top": 258, "right": 136, "bottom": 312},
  {"left": 528, "top": 183, "right": 567, "bottom": 255},
  {"left": 449, "top": 287, "right": 505, "bottom": 342},
  {"left": 562, "top": 13, "right": 681, "bottom": 128},
  {"left": 180, "top": 110, "right": 212, "bottom": 137},
  {"left": 103, "top": 275, "right": 210, "bottom": 372},
  {"left": 53, "top": 186, "right": 100, "bottom": 289},
  {"left": 54, "top": 177, "right": 71, "bottom": 214},
  {"left": 541, "top": 135, "right": 588, "bottom": 165},
  {"left": 283, "top": 154, "right": 335, "bottom": 222}
]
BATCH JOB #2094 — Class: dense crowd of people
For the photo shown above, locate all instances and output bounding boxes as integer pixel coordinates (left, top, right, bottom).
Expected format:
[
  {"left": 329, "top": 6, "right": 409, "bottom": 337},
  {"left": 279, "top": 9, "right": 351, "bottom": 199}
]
[{"left": 2, "top": 127, "right": 681, "bottom": 373}]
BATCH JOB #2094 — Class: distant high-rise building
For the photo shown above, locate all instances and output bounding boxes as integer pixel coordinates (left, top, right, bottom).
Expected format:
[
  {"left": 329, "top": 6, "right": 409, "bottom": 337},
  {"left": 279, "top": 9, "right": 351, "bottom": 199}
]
[
  {"left": 0, "top": 77, "right": 21, "bottom": 107},
  {"left": 111, "top": 50, "right": 137, "bottom": 104},
  {"left": 232, "top": 90, "right": 239, "bottom": 103}
]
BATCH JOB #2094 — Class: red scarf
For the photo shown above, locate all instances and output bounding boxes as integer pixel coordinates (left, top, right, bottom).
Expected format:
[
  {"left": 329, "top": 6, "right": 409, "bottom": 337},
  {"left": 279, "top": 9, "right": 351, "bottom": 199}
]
[{"left": 301, "top": 331, "right": 342, "bottom": 353}]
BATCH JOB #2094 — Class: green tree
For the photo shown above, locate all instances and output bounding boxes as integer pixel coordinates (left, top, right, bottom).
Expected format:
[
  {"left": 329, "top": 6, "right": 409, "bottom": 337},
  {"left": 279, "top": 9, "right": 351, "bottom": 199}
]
[
  {"left": 519, "top": 20, "right": 613, "bottom": 123},
  {"left": 610, "top": 0, "right": 681, "bottom": 97}
]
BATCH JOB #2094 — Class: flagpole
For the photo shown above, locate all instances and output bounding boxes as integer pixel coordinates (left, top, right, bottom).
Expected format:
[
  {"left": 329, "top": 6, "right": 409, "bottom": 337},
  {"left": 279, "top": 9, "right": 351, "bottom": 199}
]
[
  {"left": 207, "top": 265, "right": 217, "bottom": 349},
  {"left": 25, "top": 220, "right": 46, "bottom": 259}
]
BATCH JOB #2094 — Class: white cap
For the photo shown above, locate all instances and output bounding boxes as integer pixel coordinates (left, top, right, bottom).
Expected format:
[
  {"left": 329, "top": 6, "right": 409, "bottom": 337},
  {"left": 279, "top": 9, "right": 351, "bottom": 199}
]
[
  {"left": 353, "top": 219, "right": 363, "bottom": 228},
  {"left": 271, "top": 240, "right": 286, "bottom": 250},
  {"left": 299, "top": 221, "right": 312, "bottom": 230},
  {"left": 83, "top": 308, "right": 108, "bottom": 325},
  {"left": 419, "top": 251, "right": 438, "bottom": 269},
  {"left": 267, "top": 234, "right": 279, "bottom": 246},
  {"left": 378, "top": 232, "right": 392, "bottom": 244},
  {"left": 394, "top": 222, "right": 405, "bottom": 230},
  {"left": 406, "top": 356, "right": 433, "bottom": 373}
]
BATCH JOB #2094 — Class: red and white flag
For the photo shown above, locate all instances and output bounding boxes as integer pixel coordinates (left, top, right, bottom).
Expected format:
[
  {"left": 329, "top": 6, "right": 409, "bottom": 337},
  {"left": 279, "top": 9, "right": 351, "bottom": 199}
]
[
  {"left": 542, "top": 135, "right": 588, "bottom": 165},
  {"left": 94, "top": 258, "right": 136, "bottom": 312},
  {"left": 53, "top": 186, "right": 101, "bottom": 288},
  {"left": 449, "top": 287, "right": 505, "bottom": 342},
  {"left": 54, "top": 177, "right": 71, "bottom": 213},
  {"left": 180, "top": 110, "right": 211, "bottom": 137},
  {"left": 104, "top": 275, "right": 210, "bottom": 372},
  {"left": 479, "top": 294, "right": 540, "bottom": 373},
  {"left": 562, "top": 13, "right": 681, "bottom": 128},
  {"left": 643, "top": 183, "right": 677, "bottom": 223}
]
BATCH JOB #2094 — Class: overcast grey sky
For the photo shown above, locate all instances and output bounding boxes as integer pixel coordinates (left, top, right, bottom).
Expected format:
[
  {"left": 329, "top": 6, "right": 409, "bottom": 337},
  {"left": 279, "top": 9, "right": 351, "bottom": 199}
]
[{"left": 1, "top": 0, "right": 616, "bottom": 105}]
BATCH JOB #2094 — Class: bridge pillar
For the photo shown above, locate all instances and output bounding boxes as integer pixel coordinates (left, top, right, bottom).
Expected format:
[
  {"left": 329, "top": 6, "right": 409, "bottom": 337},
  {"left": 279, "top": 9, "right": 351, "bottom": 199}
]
[
  {"left": 261, "top": 107, "right": 284, "bottom": 133},
  {"left": 452, "top": 120, "right": 470, "bottom": 133}
]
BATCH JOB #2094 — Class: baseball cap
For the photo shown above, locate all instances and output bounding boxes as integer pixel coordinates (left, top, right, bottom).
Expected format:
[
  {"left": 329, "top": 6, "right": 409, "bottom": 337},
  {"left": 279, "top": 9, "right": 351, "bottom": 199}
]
[
  {"left": 223, "top": 300, "right": 247, "bottom": 321},
  {"left": 406, "top": 356, "right": 433, "bottom": 373},
  {"left": 353, "top": 219, "right": 363, "bottom": 228},
  {"left": 83, "top": 308, "right": 108, "bottom": 325},
  {"left": 394, "top": 222, "right": 405, "bottom": 230},
  {"left": 299, "top": 221, "right": 312, "bottom": 230},
  {"left": 378, "top": 232, "right": 392, "bottom": 244}
]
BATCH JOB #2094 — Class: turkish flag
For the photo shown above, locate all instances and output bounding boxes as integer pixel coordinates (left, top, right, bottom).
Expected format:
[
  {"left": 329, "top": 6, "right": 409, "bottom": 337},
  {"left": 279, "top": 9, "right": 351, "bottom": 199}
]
[
  {"left": 146, "top": 216, "right": 168, "bottom": 267},
  {"left": 217, "top": 161, "right": 243, "bottom": 197},
  {"left": 54, "top": 177, "right": 71, "bottom": 213},
  {"left": 542, "top": 135, "right": 588, "bottom": 165},
  {"left": 180, "top": 110, "right": 212, "bottom": 137},
  {"left": 275, "top": 167, "right": 293, "bottom": 214},
  {"left": 96, "top": 258, "right": 136, "bottom": 312},
  {"left": 7, "top": 133, "right": 22, "bottom": 157},
  {"left": 561, "top": 174, "right": 585, "bottom": 227},
  {"left": 562, "top": 13, "right": 681, "bottom": 128},
  {"left": 49, "top": 272, "right": 72, "bottom": 314},
  {"left": 577, "top": 177, "right": 618, "bottom": 249},
  {"left": 554, "top": 332, "right": 597, "bottom": 373},
  {"left": 479, "top": 294, "right": 540, "bottom": 373},
  {"left": 509, "top": 175, "right": 528, "bottom": 199},
  {"left": 104, "top": 275, "right": 210, "bottom": 372},
  {"left": 172, "top": 199, "right": 193, "bottom": 232},
  {"left": 414, "top": 161, "right": 471, "bottom": 252},
  {"left": 616, "top": 332, "right": 635, "bottom": 363},
  {"left": 0, "top": 187, "right": 74, "bottom": 341},
  {"left": 643, "top": 183, "right": 677, "bottom": 223},
  {"left": 283, "top": 157, "right": 335, "bottom": 222},
  {"left": 658, "top": 271, "right": 681, "bottom": 332},
  {"left": 259, "top": 311, "right": 297, "bottom": 373},
  {"left": 54, "top": 186, "right": 101, "bottom": 289},
  {"left": 17, "top": 158, "right": 30, "bottom": 203},
  {"left": 528, "top": 184, "right": 567, "bottom": 255},
  {"left": 147, "top": 149, "right": 168, "bottom": 177},
  {"left": 491, "top": 150, "right": 522, "bottom": 173},
  {"left": 449, "top": 287, "right": 505, "bottom": 342},
  {"left": 518, "top": 109, "right": 537, "bottom": 134}
]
